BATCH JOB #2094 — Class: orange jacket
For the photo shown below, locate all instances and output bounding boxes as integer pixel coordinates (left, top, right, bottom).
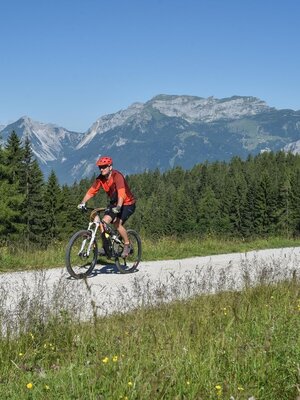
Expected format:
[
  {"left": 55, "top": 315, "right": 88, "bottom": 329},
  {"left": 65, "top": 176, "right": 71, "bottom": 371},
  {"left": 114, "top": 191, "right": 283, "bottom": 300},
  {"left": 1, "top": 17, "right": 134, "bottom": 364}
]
[{"left": 86, "top": 169, "right": 135, "bottom": 206}]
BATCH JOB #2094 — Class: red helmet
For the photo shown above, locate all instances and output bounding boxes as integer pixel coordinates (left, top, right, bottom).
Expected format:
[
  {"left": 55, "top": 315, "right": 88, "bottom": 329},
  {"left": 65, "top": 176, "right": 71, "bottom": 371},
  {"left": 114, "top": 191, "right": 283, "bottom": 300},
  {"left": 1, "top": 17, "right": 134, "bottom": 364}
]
[{"left": 96, "top": 156, "right": 113, "bottom": 166}]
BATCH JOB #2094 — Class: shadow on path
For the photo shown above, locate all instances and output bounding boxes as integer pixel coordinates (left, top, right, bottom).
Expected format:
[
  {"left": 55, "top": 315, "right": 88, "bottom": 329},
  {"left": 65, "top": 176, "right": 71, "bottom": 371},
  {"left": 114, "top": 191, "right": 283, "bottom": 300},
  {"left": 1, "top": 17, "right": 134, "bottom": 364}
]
[
  {"left": 90, "top": 259, "right": 140, "bottom": 277},
  {"left": 66, "top": 259, "right": 140, "bottom": 280}
]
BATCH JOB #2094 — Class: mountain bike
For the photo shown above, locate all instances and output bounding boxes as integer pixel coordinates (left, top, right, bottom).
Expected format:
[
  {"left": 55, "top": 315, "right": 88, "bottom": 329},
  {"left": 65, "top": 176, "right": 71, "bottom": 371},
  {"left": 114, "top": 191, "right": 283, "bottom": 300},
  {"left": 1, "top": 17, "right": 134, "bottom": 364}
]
[{"left": 65, "top": 207, "right": 142, "bottom": 279}]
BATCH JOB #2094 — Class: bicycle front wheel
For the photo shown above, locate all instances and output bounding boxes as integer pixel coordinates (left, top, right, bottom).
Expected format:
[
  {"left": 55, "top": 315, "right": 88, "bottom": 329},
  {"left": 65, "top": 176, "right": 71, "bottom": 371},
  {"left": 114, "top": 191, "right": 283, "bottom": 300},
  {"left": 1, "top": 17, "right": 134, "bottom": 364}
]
[
  {"left": 115, "top": 229, "right": 142, "bottom": 274},
  {"left": 65, "top": 230, "right": 98, "bottom": 279}
]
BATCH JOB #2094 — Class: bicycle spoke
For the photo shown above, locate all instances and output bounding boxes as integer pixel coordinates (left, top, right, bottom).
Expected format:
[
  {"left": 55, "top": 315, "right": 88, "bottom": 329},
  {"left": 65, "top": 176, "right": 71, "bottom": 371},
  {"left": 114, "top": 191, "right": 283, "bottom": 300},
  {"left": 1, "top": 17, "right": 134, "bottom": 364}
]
[
  {"left": 115, "top": 229, "right": 142, "bottom": 273},
  {"left": 66, "top": 230, "right": 98, "bottom": 279}
]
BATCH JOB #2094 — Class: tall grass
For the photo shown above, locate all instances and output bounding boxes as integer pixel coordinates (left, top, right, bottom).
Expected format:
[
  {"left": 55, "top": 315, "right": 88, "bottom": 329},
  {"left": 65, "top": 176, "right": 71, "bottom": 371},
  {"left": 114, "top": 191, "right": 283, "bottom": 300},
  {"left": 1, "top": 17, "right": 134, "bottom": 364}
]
[
  {"left": 1, "top": 235, "right": 300, "bottom": 273},
  {"left": 0, "top": 255, "right": 299, "bottom": 399}
]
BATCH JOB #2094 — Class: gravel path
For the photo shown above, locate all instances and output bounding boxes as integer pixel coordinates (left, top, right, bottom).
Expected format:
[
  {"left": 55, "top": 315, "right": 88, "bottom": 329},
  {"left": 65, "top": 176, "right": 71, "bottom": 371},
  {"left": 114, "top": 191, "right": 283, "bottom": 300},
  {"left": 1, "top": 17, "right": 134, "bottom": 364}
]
[{"left": 1, "top": 247, "right": 300, "bottom": 329}]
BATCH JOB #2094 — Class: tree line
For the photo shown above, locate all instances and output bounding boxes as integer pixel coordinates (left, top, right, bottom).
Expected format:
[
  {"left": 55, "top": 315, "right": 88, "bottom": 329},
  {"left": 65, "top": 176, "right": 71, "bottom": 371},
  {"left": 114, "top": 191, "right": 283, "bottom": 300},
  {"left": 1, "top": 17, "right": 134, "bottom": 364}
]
[{"left": 1, "top": 130, "right": 300, "bottom": 248}]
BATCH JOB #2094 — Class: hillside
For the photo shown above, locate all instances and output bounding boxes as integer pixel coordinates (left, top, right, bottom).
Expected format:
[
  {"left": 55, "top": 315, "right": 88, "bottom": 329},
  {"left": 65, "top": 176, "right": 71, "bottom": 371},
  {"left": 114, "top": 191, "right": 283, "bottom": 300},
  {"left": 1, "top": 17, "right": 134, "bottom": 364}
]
[{"left": 1, "top": 94, "right": 300, "bottom": 183}]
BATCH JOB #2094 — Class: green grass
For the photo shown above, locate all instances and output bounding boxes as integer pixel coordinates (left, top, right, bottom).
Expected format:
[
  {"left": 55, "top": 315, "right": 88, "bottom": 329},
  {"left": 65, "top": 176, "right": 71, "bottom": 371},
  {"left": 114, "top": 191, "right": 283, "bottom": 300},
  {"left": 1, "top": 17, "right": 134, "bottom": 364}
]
[
  {"left": 1, "top": 235, "right": 300, "bottom": 273},
  {"left": 142, "top": 235, "right": 300, "bottom": 260},
  {"left": 1, "top": 235, "right": 300, "bottom": 398},
  {"left": 1, "top": 279, "right": 299, "bottom": 399}
]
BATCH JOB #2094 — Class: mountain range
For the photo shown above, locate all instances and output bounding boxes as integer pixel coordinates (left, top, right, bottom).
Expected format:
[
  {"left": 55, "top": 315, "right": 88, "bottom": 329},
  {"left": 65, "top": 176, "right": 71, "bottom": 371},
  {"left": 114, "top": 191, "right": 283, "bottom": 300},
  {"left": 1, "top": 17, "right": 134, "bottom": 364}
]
[{"left": 1, "top": 94, "right": 300, "bottom": 184}]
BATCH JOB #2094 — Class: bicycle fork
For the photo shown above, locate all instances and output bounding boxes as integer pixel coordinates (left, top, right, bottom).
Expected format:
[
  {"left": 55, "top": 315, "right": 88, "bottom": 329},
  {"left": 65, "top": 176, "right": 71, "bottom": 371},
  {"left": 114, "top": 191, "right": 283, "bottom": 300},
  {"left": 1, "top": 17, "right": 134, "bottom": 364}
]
[{"left": 78, "top": 221, "right": 100, "bottom": 257}]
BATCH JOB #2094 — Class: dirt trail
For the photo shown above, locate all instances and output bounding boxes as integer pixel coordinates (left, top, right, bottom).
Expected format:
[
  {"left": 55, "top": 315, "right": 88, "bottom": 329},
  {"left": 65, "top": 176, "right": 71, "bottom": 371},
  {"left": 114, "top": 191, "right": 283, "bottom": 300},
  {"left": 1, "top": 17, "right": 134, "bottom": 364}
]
[{"left": 1, "top": 247, "right": 299, "bottom": 327}]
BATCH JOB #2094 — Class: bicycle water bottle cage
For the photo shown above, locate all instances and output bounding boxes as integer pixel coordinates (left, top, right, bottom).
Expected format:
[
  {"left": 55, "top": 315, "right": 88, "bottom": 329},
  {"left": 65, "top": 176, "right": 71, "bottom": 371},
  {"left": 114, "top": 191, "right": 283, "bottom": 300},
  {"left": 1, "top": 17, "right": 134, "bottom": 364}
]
[
  {"left": 101, "top": 231, "right": 112, "bottom": 257},
  {"left": 102, "top": 221, "right": 113, "bottom": 234}
]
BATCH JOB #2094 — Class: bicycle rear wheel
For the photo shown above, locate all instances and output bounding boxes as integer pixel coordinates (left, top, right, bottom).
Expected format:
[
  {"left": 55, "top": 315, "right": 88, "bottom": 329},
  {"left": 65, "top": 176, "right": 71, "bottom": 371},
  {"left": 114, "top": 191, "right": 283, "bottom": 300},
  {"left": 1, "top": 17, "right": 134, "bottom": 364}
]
[
  {"left": 65, "top": 230, "right": 98, "bottom": 279},
  {"left": 115, "top": 229, "right": 142, "bottom": 274}
]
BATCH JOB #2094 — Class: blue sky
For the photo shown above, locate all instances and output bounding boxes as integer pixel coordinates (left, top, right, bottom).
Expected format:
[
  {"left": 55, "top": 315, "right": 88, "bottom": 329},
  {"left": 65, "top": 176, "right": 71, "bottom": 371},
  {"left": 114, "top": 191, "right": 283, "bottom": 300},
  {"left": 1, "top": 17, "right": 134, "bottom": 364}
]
[{"left": 1, "top": 0, "right": 300, "bottom": 132}]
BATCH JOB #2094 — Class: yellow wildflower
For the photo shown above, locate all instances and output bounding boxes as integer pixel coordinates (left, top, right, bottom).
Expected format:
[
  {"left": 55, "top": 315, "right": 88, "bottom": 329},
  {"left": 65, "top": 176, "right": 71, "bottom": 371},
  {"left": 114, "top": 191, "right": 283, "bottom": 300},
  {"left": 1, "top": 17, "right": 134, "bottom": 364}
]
[
  {"left": 19, "top": 352, "right": 23, "bottom": 357},
  {"left": 113, "top": 355, "right": 118, "bottom": 362},
  {"left": 128, "top": 381, "right": 133, "bottom": 387},
  {"left": 186, "top": 380, "right": 190, "bottom": 385},
  {"left": 215, "top": 384, "right": 222, "bottom": 396},
  {"left": 26, "top": 383, "right": 33, "bottom": 389},
  {"left": 45, "top": 385, "right": 50, "bottom": 390},
  {"left": 238, "top": 386, "right": 244, "bottom": 391},
  {"left": 102, "top": 357, "right": 109, "bottom": 363}
]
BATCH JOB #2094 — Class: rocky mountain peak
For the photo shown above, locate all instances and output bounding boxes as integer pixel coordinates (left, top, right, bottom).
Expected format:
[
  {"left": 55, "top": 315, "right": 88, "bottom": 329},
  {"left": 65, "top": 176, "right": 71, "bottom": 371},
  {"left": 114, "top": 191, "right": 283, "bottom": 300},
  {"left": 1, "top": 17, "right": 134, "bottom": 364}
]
[
  {"left": 148, "top": 94, "right": 272, "bottom": 123},
  {"left": 1, "top": 116, "right": 82, "bottom": 164},
  {"left": 77, "top": 95, "right": 273, "bottom": 149}
]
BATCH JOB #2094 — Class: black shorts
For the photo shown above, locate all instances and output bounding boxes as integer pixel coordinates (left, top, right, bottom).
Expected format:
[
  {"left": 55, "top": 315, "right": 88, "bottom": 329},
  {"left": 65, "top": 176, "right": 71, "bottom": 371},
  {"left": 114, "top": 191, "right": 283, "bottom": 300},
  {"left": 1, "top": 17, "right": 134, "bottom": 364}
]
[{"left": 104, "top": 203, "right": 136, "bottom": 224}]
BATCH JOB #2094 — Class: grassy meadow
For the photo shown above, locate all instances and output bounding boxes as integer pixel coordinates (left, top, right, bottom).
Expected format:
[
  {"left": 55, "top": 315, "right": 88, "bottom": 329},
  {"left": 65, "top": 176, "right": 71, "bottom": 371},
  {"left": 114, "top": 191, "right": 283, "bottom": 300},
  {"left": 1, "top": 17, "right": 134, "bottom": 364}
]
[
  {"left": 1, "top": 235, "right": 300, "bottom": 272},
  {"left": 0, "top": 278, "right": 299, "bottom": 399},
  {"left": 0, "top": 236, "right": 300, "bottom": 399}
]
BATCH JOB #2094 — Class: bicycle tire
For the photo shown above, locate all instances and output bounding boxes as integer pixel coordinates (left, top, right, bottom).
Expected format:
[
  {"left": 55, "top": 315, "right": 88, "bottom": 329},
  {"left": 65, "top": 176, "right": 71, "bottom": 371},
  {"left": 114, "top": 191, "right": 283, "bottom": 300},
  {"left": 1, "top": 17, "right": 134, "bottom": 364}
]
[
  {"left": 65, "top": 230, "right": 98, "bottom": 279},
  {"left": 115, "top": 229, "right": 142, "bottom": 274}
]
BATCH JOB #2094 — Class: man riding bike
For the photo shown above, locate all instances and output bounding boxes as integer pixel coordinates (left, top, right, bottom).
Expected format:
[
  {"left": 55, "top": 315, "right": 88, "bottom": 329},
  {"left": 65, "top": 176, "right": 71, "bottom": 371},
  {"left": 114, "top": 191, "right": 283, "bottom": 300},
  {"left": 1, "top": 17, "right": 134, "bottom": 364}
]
[{"left": 77, "top": 156, "right": 136, "bottom": 258}]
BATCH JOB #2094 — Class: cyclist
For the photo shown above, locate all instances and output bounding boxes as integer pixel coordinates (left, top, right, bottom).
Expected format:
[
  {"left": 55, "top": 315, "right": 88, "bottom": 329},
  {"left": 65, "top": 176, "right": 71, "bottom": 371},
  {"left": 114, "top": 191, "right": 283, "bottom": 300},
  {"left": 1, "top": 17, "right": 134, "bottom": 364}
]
[{"left": 77, "top": 156, "right": 136, "bottom": 258}]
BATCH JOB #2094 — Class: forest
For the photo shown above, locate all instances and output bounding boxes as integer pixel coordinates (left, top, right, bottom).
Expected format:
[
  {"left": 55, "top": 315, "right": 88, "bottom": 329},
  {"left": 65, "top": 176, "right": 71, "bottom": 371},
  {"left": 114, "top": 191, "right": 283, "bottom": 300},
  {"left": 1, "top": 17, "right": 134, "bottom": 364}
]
[{"left": 1, "top": 130, "right": 300, "bottom": 247}]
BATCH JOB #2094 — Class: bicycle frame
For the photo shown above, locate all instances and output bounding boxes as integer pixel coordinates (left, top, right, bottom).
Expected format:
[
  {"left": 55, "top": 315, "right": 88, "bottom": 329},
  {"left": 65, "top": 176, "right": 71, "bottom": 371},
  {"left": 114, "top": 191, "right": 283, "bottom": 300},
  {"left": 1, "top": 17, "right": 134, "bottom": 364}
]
[
  {"left": 78, "top": 214, "right": 123, "bottom": 258},
  {"left": 102, "top": 220, "right": 123, "bottom": 257}
]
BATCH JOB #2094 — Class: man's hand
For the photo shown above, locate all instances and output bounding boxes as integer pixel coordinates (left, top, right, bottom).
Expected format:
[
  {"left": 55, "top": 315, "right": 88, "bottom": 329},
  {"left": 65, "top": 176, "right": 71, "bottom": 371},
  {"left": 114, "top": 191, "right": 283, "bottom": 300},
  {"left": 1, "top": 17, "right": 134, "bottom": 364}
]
[
  {"left": 112, "top": 205, "right": 121, "bottom": 214},
  {"left": 77, "top": 203, "right": 86, "bottom": 210}
]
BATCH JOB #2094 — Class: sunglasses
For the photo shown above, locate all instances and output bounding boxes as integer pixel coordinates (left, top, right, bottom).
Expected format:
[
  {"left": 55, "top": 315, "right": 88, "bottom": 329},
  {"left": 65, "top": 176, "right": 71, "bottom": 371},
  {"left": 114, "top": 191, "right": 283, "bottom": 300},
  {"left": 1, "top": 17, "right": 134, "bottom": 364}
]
[{"left": 99, "top": 165, "right": 110, "bottom": 169}]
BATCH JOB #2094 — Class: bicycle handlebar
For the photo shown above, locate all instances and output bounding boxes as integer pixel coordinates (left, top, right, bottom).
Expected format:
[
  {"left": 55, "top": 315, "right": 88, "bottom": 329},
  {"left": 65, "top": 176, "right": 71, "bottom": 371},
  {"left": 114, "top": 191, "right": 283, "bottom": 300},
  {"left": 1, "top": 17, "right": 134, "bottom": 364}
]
[
  {"left": 79, "top": 206, "right": 106, "bottom": 212},
  {"left": 78, "top": 206, "right": 107, "bottom": 220}
]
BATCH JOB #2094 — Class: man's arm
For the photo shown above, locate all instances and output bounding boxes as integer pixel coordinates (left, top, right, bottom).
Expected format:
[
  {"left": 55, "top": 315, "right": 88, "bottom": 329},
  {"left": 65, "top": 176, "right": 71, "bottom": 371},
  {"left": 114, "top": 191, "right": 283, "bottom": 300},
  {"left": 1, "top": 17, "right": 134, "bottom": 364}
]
[
  {"left": 114, "top": 174, "right": 127, "bottom": 208},
  {"left": 78, "top": 179, "right": 101, "bottom": 207}
]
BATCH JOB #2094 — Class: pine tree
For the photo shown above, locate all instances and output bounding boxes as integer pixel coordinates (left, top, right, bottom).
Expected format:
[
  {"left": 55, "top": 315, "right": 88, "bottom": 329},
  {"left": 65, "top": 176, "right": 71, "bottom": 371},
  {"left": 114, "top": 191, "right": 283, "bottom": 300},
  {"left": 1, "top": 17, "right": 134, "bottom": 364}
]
[
  {"left": 241, "top": 182, "right": 256, "bottom": 237},
  {"left": 253, "top": 172, "right": 277, "bottom": 235},
  {"left": 290, "top": 168, "right": 300, "bottom": 234},
  {"left": 0, "top": 132, "right": 25, "bottom": 239},
  {"left": 58, "top": 184, "right": 83, "bottom": 238},
  {"left": 197, "top": 186, "right": 221, "bottom": 235},
  {"left": 19, "top": 137, "right": 46, "bottom": 244},
  {"left": 43, "top": 170, "right": 62, "bottom": 241},
  {"left": 276, "top": 172, "right": 293, "bottom": 236},
  {"left": 4, "top": 130, "right": 24, "bottom": 184},
  {"left": 173, "top": 184, "right": 195, "bottom": 235},
  {"left": 0, "top": 138, "right": 10, "bottom": 181},
  {"left": 227, "top": 160, "right": 248, "bottom": 236}
]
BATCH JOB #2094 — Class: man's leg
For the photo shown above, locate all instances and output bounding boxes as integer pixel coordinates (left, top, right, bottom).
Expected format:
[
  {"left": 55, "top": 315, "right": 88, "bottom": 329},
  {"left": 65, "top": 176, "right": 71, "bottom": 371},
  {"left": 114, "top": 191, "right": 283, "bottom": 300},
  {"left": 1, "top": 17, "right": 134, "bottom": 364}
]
[
  {"left": 114, "top": 219, "right": 131, "bottom": 257},
  {"left": 114, "top": 219, "right": 129, "bottom": 244},
  {"left": 99, "top": 215, "right": 113, "bottom": 255}
]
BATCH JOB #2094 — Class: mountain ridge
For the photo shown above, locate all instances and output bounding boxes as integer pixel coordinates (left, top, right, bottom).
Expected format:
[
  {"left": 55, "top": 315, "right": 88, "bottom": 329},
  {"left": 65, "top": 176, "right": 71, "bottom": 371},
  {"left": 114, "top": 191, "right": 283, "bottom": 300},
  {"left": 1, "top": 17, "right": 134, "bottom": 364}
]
[{"left": 1, "top": 94, "right": 300, "bottom": 184}]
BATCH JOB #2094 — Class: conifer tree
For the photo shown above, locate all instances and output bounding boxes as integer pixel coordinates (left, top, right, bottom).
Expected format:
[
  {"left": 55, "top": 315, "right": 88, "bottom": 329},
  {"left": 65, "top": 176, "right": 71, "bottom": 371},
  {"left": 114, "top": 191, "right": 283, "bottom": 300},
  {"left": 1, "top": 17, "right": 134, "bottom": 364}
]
[
  {"left": 241, "top": 182, "right": 256, "bottom": 237},
  {"left": 0, "top": 138, "right": 10, "bottom": 181},
  {"left": 19, "top": 137, "right": 46, "bottom": 244},
  {"left": 253, "top": 172, "right": 277, "bottom": 235},
  {"left": 276, "top": 172, "right": 293, "bottom": 235},
  {"left": 0, "top": 132, "right": 25, "bottom": 238},
  {"left": 227, "top": 161, "right": 248, "bottom": 236},
  {"left": 197, "top": 185, "right": 221, "bottom": 235},
  {"left": 43, "top": 170, "right": 62, "bottom": 241},
  {"left": 290, "top": 168, "right": 300, "bottom": 234},
  {"left": 58, "top": 184, "right": 83, "bottom": 237},
  {"left": 4, "top": 130, "right": 24, "bottom": 184},
  {"left": 173, "top": 184, "right": 195, "bottom": 235}
]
